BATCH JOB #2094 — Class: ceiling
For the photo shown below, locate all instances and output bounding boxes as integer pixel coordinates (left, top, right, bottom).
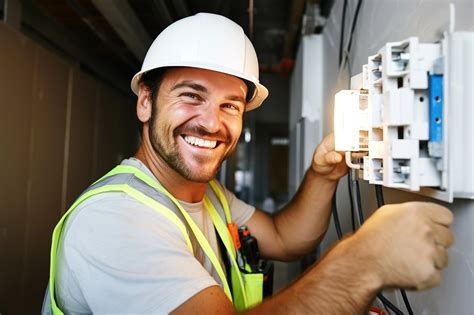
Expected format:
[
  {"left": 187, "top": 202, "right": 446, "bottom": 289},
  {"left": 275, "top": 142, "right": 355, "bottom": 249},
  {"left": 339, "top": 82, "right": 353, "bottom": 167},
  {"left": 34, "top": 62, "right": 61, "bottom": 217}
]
[{"left": 18, "top": 0, "right": 333, "bottom": 95}]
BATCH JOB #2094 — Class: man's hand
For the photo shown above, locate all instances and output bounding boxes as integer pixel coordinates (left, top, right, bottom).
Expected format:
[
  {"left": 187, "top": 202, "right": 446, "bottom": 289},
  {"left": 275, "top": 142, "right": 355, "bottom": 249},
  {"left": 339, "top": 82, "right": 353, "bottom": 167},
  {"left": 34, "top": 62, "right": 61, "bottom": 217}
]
[
  {"left": 311, "top": 133, "right": 347, "bottom": 181},
  {"left": 354, "top": 202, "right": 454, "bottom": 290}
]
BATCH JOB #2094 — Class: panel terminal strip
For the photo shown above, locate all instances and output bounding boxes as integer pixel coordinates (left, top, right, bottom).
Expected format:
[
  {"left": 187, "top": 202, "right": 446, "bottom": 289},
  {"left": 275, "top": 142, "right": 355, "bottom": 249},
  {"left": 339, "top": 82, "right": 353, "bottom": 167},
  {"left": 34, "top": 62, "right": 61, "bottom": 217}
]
[{"left": 334, "top": 32, "right": 474, "bottom": 202}]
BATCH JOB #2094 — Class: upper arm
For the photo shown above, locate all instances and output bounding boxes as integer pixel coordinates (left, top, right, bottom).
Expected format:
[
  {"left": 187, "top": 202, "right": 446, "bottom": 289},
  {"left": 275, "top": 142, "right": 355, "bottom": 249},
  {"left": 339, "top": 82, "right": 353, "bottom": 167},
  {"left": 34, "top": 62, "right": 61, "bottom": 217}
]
[
  {"left": 218, "top": 183, "right": 292, "bottom": 261},
  {"left": 171, "top": 285, "right": 236, "bottom": 314},
  {"left": 244, "top": 208, "right": 290, "bottom": 261}
]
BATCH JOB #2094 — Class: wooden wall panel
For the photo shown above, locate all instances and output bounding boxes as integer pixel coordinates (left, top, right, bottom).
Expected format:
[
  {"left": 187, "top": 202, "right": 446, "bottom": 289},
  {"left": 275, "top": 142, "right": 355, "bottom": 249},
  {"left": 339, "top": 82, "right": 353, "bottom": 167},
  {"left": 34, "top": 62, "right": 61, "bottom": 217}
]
[
  {"left": 94, "top": 85, "right": 136, "bottom": 178},
  {"left": 0, "top": 23, "right": 36, "bottom": 314},
  {"left": 0, "top": 21, "right": 138, "bottom": 314},
  {"left": 21, "top": 45, "right": 69, "bottom": 312},
  {"left": 116, "top": 92, "right": 138, "bottom": 162},
  {"left": 94, "top": 85, "right": 122, "bottom": 177},
  {"left": 64, "top": 69, "right": 98, "bottom": 207}
]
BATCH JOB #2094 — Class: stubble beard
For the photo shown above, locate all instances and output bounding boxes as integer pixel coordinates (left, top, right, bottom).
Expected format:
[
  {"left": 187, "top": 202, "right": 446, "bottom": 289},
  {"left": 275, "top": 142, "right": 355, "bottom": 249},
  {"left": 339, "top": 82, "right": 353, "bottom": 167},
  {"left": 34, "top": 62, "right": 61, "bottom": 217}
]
[{"left": 149, "top": 121, "right": 230, "bottom": 183}]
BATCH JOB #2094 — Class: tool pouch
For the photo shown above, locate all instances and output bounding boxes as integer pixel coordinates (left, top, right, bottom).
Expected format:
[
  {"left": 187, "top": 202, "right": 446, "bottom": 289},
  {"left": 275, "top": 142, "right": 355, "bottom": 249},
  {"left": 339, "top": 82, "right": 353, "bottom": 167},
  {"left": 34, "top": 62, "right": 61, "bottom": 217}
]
[
  {"left": 232, "top": 260, "right": 274, "bottom": 310},
  {"left": 235, "top": 270, "right": 263, "bottom": 309}
]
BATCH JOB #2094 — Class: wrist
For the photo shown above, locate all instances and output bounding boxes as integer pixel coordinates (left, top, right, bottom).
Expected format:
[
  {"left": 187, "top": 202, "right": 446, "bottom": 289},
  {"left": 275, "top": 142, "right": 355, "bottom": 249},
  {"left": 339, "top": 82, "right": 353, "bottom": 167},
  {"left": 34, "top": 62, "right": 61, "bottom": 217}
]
[
  {"left": 343, "top": 233, "right": 385, "bottom": 292},
  {"left": 302, "top": 236, "right": 383, "bottom": 311},
  {"left": 307, "top": 166, "right": 340, "bottom": 185}
]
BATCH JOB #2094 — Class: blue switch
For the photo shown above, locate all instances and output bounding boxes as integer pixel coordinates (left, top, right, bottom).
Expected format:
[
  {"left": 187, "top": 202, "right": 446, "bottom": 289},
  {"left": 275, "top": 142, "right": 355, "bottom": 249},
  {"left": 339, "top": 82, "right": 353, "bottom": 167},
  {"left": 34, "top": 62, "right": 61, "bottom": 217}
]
[{"left": 429, "top": 74, "right": 443, "bottom": 142}]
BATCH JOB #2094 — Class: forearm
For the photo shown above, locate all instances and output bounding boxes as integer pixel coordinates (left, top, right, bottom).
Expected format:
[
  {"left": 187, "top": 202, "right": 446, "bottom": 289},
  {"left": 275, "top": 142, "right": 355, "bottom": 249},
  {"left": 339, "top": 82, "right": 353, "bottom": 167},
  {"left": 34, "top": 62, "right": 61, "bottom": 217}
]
[
  {"left": 174, "top": 202, "right": 453, "bottom": 314},
  {"left": 273, "top": 168, "right": 338, "bottom": 259},
  {"left": 246, "top": 235, "right": 382, "bottom": 315}
]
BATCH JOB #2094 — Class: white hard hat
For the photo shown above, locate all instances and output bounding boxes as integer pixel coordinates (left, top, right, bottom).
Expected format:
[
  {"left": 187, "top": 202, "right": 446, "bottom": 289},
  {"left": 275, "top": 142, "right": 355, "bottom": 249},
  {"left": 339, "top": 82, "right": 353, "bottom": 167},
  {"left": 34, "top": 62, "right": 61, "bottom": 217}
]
[{"left": 130, "top": 13, "right": 268, "bottom": 111}]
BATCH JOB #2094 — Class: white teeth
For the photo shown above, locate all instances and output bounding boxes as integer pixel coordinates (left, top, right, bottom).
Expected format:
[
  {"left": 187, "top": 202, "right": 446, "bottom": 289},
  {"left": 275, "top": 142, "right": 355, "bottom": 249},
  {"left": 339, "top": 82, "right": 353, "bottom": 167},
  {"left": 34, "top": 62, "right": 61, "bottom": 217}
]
[{"left": 184, "top": 135, "right": 217, "bottom": 149}]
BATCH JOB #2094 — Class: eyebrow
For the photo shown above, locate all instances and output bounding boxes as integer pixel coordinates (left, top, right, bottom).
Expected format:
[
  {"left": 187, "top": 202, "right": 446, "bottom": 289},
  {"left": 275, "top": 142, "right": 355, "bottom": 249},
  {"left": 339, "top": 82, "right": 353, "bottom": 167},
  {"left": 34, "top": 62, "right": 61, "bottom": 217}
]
[
  {"left": 226, "top": 95, "right": 246, "bottom": 104},
  {"left": 171, "top": 80, "right": 246, "bottom": 104},
  {"left": 170, "top": 81, "right": 208, "bottom": 93}
]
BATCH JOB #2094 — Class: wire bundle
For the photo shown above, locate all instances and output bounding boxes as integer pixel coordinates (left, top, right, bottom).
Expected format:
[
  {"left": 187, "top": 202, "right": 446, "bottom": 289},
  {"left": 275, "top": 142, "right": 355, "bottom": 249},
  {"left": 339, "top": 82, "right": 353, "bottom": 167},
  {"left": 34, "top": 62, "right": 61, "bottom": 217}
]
[
  {"left": 331, "top": 170, "right": 413, "bottom": 315},
  {"left": 375, "top": 185, "right": 414, "bottom": 315}
]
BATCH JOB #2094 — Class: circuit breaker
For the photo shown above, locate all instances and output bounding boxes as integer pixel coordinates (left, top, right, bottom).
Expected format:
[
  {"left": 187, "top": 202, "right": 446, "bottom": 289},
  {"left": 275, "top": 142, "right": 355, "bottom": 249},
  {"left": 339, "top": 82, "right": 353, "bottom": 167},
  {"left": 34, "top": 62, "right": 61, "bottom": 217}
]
[{"left": 334, "top": 31, "right": 474, "bottom": 202}]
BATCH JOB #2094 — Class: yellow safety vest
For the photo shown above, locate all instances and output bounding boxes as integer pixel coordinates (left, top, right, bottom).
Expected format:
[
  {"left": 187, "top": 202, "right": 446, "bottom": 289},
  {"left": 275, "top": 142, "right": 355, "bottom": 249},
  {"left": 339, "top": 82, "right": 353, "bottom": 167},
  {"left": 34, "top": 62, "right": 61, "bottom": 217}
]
[{"left": 48, "top": 165, "right": 263, "bottom": 314}]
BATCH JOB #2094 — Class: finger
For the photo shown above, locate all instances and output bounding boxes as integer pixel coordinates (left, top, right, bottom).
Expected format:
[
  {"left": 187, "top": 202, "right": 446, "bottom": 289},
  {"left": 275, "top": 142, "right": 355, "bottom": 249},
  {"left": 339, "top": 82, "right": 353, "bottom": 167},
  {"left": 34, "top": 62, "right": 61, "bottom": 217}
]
[
  {"left": 433, "top": 244, "right": 449, "bottom": 269},
  {"left": 419, "top": 268, "right": 442, "bottom": 290},
  {"left": 432, "top": 225, "right": 455, "bottom": 248},
  {"left": 324, "top": 151, "right": 343, "bottom": 165},
  {"left": 314, "top": 150, "right": 327, "bottom": 167},
  {"left": 316, "top": 133, "right": 335, "bottom": 155},
  {"left": 430, "top": 205, "right": 454, "bottom": 226},
  {"left": 351, "top": 152, "right": 368, "bottom": 159},
  {"left": 323, "top": 133, "right": 335, "bottom": 149},
  {"left": 418, "top": 202, "right": 454, "bottom": 226}
]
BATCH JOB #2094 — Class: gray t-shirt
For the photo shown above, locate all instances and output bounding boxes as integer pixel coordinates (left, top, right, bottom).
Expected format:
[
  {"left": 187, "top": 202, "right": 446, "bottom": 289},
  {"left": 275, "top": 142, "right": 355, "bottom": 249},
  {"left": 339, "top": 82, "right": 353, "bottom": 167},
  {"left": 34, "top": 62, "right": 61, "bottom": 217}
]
[{"left": 54, "top": 158, "right": 255, "bottom": 314}]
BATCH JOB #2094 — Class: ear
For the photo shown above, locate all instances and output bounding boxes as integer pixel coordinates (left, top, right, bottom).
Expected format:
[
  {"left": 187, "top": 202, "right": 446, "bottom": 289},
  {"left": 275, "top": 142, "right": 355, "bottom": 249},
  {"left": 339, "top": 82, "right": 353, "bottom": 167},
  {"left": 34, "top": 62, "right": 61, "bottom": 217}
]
[{"left": 137, "top": 83, "right": 152, "bottom": 123}]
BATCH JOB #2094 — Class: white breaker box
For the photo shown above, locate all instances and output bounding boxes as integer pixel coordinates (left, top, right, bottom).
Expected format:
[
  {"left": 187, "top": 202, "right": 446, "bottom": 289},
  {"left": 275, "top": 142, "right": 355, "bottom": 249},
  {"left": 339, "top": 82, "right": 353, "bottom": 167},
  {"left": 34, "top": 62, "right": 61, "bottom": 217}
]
[{"left": 335, "top": 32, "right": 474, "bottom": 202}]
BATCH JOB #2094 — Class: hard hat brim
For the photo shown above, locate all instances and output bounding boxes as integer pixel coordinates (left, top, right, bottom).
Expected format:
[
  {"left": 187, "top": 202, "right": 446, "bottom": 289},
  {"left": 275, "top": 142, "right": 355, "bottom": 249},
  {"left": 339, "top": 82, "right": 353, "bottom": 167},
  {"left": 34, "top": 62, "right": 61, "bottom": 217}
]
[{"left": 246, "top": 81, "right": 268, "bottom": 111}]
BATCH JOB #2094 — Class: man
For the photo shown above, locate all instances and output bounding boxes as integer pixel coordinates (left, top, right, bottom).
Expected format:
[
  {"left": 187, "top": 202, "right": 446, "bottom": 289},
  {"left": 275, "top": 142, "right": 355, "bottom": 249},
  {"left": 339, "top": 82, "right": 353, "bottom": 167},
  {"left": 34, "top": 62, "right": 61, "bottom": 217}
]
[{"left": 45, "top": 13, "right": 454, "bottom": 314}]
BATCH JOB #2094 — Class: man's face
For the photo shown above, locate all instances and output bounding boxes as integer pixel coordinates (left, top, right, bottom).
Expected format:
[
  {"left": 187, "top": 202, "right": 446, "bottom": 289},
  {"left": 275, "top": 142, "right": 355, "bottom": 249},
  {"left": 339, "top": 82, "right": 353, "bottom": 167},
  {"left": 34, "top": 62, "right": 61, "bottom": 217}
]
[{"left": 149, "top": 67, "right": 247, "bottom": 183}]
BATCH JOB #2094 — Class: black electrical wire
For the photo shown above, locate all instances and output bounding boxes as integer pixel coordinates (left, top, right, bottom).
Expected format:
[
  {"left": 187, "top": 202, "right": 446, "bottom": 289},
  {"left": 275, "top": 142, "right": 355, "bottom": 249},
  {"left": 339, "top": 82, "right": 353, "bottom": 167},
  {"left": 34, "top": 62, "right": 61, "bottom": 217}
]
[
  {"left": 338, "top": 0, "right": 348, "bottom": 66},
  {"left": 348, "top": 169, "right": 362, "bottom": 227},
  {"left": 347, "top": 174, "right": 356, "bottom": 231},
  {"left": 375, "top": 185, "right": 414, "bottom": 315},
  {"left": 331, "top": 207, "right": 390, "bottom": 314},
  {"left": 378, "top": 294, "right": 403, "bottom": 315},
  {"left": 332, "top": 172, "right": 400, "bottom": 314},
  {"left": 346, "top": 0, "right": 364, "bottom": 56},
  {"left": 348, "top": 169, "right": 363, "bottom": 227},
  {"left": 350, "top": 175, "right": 404, "bottom": 315},
  {"left": 354, "top": 179, "right": 364, "bottom": 224},
  {"left": 339, "top": 0, "right": 364, "bottom": 74},
  {"left": 375, "top": 184, "right": 385, "bottom": 207},
  {"left": 400, "top": 291, "right": 414, "bottom": 315},
  {"left": 331, "top": 194, "right": 343, "bottom": 239}
]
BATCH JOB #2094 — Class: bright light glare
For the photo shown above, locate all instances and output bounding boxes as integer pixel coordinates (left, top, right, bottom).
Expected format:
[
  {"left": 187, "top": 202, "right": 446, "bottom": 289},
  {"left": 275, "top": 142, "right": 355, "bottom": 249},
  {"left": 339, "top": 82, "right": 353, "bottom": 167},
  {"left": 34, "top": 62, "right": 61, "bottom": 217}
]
[
  {"left": 334, "top": 90, "right": 361, "bottom": 151},
  {"left": 244, "top": 129, "right": 251, "bottom": 143}
]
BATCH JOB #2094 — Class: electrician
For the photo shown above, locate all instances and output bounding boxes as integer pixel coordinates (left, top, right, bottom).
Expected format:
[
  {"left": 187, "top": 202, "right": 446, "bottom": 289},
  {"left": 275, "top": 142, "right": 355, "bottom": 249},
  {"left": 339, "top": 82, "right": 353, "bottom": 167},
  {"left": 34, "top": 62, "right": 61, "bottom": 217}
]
[{"left": 44, "top": 13, "right": 454, "bottom": 314}]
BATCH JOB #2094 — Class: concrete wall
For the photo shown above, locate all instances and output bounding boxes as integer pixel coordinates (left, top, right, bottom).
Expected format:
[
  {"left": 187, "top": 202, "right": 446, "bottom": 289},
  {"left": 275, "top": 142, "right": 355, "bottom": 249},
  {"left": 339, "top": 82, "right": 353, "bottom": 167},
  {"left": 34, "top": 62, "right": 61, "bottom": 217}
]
[
  {"left": 289, "top": 35, "right": 324, "bottom": 196},
  {"left": 0, "top": 21, "right": 137, "bottom": 313},
  {"left": 320, "top": 0, "right": 473, "bottom": 313}
]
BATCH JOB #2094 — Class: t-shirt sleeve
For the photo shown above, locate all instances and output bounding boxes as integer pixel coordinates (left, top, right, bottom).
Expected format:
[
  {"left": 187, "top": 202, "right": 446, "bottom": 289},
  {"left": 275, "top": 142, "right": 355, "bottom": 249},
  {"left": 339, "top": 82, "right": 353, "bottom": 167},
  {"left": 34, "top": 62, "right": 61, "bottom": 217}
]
[
  {"left": 59, "top": 193, "right": 218, "bottom": 314},
  {"left": 215, "top": 182, "right": 255, "bottom": 227}
]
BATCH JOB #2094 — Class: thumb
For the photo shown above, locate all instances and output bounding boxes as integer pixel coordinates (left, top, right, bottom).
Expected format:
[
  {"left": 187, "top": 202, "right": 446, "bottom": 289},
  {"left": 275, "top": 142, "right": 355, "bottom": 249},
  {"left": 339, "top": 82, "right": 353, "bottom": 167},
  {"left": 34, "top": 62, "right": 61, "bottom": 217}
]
[{"left": 325, "top": 151, "right": 343, "bottom": 165}]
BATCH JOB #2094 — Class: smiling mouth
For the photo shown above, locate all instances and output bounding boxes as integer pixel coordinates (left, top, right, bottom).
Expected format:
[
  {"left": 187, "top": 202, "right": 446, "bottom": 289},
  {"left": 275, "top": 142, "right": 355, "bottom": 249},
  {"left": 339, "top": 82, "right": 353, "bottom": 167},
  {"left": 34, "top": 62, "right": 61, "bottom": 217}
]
[{"left": 183, "top": 135, "right": 218, "bottom": 149}]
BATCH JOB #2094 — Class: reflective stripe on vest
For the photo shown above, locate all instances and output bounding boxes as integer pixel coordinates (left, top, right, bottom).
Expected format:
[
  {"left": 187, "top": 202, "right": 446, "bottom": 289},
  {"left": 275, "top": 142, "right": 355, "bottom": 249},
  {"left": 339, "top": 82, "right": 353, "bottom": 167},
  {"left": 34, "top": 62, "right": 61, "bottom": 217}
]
[{"left": 49, "top": 165, "right": 248, "bottom": 314}]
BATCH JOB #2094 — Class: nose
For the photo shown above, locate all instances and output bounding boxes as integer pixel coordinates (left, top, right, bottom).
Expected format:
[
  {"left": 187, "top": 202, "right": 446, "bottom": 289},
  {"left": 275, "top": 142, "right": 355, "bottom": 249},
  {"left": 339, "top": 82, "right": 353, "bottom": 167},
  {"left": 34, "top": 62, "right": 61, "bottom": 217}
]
[{"left": 196, "top": 102, "right": 221, "bottom": 134}]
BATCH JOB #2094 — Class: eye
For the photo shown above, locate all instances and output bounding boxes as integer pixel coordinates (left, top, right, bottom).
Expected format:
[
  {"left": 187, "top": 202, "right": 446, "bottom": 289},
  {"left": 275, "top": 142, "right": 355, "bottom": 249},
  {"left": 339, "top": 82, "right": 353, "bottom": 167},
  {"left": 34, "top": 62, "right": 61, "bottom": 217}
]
[
  {"left": 181, "top": 92, "right": 202, "bottom": 102},
  {"left": 222, "top": 103, "right": 242, "bottom": 113}
]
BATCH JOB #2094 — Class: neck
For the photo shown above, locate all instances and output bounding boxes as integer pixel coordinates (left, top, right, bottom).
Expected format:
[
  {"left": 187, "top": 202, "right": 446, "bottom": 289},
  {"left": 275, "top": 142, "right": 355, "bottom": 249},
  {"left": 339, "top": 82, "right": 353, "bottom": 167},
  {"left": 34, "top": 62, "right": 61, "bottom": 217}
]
[{"left": 134, "top": 137, "right": 208, "bottom": 203}]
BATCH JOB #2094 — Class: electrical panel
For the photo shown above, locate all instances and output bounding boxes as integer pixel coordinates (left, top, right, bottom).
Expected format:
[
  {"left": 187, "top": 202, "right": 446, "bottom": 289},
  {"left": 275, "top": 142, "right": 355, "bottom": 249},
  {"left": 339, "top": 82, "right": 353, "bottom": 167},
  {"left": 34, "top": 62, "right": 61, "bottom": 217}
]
[{"left": 335, "top": 31, "right": 474, "bottom": 202}]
